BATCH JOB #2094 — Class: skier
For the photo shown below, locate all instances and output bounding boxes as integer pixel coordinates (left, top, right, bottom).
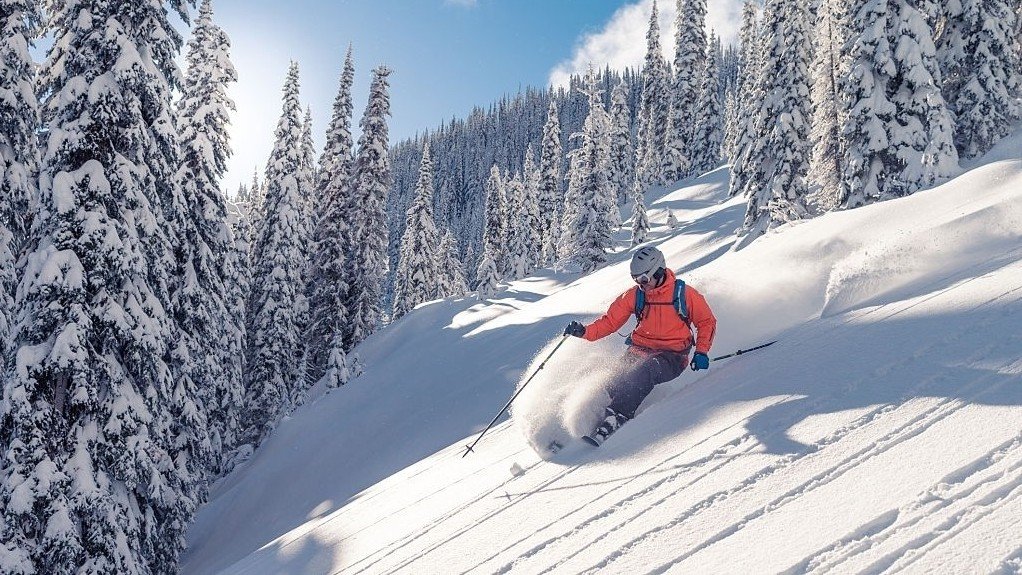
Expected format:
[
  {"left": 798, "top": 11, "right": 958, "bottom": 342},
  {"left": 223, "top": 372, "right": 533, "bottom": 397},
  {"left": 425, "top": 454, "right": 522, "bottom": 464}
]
[{"left": 563, "top": 245, "right": 716, "bottom": 445}]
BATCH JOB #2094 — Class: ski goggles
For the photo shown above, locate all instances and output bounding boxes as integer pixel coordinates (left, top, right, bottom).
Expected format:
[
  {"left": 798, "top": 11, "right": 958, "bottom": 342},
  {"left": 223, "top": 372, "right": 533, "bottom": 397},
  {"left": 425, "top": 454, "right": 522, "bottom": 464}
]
[{"left": 632, "top": 267, "right": 664, "bottom": 286}]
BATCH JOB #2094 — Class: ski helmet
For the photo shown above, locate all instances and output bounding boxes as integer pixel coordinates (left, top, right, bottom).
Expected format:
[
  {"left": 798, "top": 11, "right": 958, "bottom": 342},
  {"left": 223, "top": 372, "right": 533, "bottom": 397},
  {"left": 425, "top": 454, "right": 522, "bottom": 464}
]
[{"left": 630, "top": 246, "right": 666, "bottom": 285}]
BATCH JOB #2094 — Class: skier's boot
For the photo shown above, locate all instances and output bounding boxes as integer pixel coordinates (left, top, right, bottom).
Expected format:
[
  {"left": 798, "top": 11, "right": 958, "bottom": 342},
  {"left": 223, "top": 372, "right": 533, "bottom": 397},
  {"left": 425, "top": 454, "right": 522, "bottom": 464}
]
[{"left": 582, "top": 407, "right": 630, "bottom": 447}]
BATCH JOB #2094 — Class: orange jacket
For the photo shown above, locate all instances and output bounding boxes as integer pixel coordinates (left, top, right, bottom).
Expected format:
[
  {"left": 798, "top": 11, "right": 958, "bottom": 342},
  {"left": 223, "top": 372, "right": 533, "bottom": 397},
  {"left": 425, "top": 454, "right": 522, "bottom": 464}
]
[{"left": 583, "top": 268, "right": 716, "bottom": 354}]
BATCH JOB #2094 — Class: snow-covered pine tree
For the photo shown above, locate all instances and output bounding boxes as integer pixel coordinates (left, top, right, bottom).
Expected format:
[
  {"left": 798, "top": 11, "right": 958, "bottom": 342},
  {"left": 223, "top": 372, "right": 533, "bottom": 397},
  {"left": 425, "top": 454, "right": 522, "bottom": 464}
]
[
  {"left": 243, "top": 62, "right": 310, "bottom": 446},
  {"left": 222, "top": 205, "right": 250, "bottom": 465},
  {"left": 558, "top": 140, "right": 581, "bottom": 257},
  {"left": 538, "top": 99, "right": 563, "bottom": 265},
  {"left": 737, "top": 0, "right": 814, "bottom": 243},
  {"left": 497, "top": 167, "right": 516, "bottom": 277},
  {"left": 663, "top": 0, "right": 707, "bottom": 182},
  {"left": 473, "top": 244, "right": 500, "bottom": 300},
  {"left": 319, "top": 331, "right": 351, "bottom": 389},
  {"left": 569, "top": 75, "right": 614, "bottom": 272},
  {"left": 0, "top": 1, "right": 40, "bottom": 570},
  {"left": 482, "top": 164, "right": 506, "bottom": 275},
  {"left": 307, "top": 46, "right": 355, "bottom": 370},
  {"left": 249, "top": 166, "right": 265, "bottom": 225},
  {"left": 667, "top": 209, "right": 679, "bottom": 228},
  {"left": 690, "top": 31, "right": 724, "bottom": 175},
  {"left": 0, "top": 0, "right": 38, "bottom": 366},
  {"left": 721, "top": 88, "right": 739, "bottom": 163},
  {"left": 475, "top": 173, "right": 503, "bottom": 297},
  {"left": 347, "top": 66, "right": 393, "bottom": 347},
  {"left": 300, "top": 107, "right": 317, "bottom": 230},
  {"left": 435, "top": 227, "right": 468, "bottom": 298},
  {"left": 522, "top": 146, "right": 543, "bottom": 270},
  {"left": 608, "top": 82, "right": 635, "bottom": 206},
  {"left": 175, "top": 0, "right": 241, "bottom": 478},
  {"left": 936, "top": 0, "right": 1021, "bottom": 158},
  {"left": 636, "top": 0, "right": 670, "bottom": 186},
  {"left": 841, "top": 0, "right": 958, "bottom": 207},
  {"left": 393, "top": 142, "right": 441, "bottom": 319},
  {"left": 236, "top": 182, "right": 250, "bottom": 203},
  {"left": 1, "top": 0, "right": 195, "bottom": 571},
  {"left": 729, "top": 0, "right": 764, "bottom": 198},
  {"left": 630, "top": 181, "right": 651, "bottom": 246},
  {"left": 504, "top": 171, "right": 532, "bottom": 279},
  {"left": 806, "top": 0, "right": 850, "bottom": 212}
]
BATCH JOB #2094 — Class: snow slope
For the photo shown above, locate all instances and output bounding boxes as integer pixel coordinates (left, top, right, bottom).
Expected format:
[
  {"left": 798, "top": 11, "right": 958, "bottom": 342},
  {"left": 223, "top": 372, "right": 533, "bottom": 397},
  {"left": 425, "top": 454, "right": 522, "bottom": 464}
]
[{"left": 184, "top": 131, "right": 1022, "bottom": 574}]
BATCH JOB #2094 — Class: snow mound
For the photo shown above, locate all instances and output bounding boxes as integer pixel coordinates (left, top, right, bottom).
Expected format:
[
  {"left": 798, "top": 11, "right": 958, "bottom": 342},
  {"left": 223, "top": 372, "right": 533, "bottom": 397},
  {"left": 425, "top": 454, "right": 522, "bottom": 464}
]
[{"left": 511, "top": 337, "right": 624, "bottom": 456}]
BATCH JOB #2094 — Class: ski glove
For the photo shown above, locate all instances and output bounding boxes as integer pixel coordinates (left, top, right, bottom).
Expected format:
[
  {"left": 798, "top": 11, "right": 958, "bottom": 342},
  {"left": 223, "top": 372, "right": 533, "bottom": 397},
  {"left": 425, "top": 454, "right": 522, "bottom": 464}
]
[
  {"left": 690, "top": 352, "right": 709, "bottom": 371},
  {"left": 564, "top": 321, "right": 586, "bottom": 338}
]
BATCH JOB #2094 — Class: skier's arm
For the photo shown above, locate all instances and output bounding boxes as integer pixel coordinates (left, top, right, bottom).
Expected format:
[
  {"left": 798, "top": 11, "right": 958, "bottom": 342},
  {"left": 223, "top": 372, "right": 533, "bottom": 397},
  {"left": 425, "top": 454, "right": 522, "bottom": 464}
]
[
  {"left": 686, "top": 286, "right": 717, "bottom": 354},
  {"left": 583, "top": 290, "right": 634, "bottom": 342}
]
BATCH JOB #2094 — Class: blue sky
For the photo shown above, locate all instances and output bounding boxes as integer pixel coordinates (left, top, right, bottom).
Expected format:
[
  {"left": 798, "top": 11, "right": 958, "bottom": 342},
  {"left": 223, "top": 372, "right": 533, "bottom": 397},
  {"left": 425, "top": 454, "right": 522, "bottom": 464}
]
[{"left": 209, "top": 0, "right": 743, "bottom": 193}]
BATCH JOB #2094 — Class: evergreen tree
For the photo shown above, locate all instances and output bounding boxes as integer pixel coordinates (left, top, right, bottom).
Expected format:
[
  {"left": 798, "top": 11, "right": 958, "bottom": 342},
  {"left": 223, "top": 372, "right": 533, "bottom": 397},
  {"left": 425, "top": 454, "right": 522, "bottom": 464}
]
[
  {"left": 663, "top": 0, "right": 708, "bottom": 181},
  {"left": 558, "top": 144, "right": 585, "bottom": 261},
  {"left": 806, "top": 0, "right": 850, "bottom": 212},
  {"left": 249, "top": 166, "right": 265, "bottom": 225},
  {"left": 393, "top": 142, "right": 441, "bottom": 319},
  {"left": 0, "top": 1, "right": 40, "bottom": 570},
  {"left": 738, "top": 0, "right": 814, "bottom": 243},
  {"left": 435, "top": 228, "right": 468, "bottom": 298},
  {"left": 522, "top": 146, "right": 543, "bottom": 270},
  {"left": 568, "top": 75, "right": 614, "bottom": 272},
  {"left": 473, "top": 245, "right": 500, "bottom": 300},
  {"left": 538, "top": 100, "right": 563, "bottom": 264},
  {"left": 690, "top": 32, "right": 724, "bottom": 175},
  {"left": 243, "top": 63, "right": 310, "bottom": 445},
  {"left": 636, "top": 0, "right": 670, "bottom": 186},
  {"left": 729, "top": 0, "right": 764, "bottom": 198},
  {"left": 721, "top": 88, "right": 740, "bottom": 162},
  {"left": 667, "top": 209, "right": 679, "bottom": 228},
  {"left": 630, "top": 181, "right": 651, "bottom": 246},
  {"left": 307, "top": 46, "right": 355, "bottom": 369},
  {"left": 936, "top": 0, "right": 1021, "bottom": 158},
  {"left": 1, "top": 0, "right": 193, "bottom": 571},
  {"left": 174, "top": 0, "right": 241, "bottom": 478},
  {"left": 608, "top": 82, "right": 635, "bottom": 206},
  {"left": 482, "top": 164, "right": 506, "bottom": 275},
  {"left": 841, "top": 0, "right": 958, "bottom": 206},
  {"left": 475, "top": 170, "right": 504, "bottom": 298},
  {"left": 319, "top": 331, "right": 351, "bottom": 389},
  {"left": 0, "top": 0, "right": 38, "bottom": 365},
  {"left": 222, "top": 204, "right": 250, "bottom": 470},
  {"left": 348, "top": 66, "right": 393, "bottom": 347},
  {"left": 299, "top": 106, "right": 317, "bottom": 237},
  {"left": 504, "top": 171, "right": 531, "bottom": 279}
]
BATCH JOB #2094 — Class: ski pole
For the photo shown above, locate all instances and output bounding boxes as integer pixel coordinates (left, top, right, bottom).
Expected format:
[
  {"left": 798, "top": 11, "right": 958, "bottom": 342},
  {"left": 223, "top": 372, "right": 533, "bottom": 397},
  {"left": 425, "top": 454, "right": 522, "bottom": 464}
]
[
  {"left": 711, "top": 340, "right": 778, "bottom": 362},
  {"left": 463, "top": 335, "right": 570, "bottom": 457}
]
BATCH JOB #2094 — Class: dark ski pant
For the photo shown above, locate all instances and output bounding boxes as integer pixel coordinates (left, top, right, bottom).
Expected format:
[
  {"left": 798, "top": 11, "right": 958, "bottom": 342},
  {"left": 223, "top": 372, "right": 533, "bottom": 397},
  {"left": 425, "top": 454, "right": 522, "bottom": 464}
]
[{"left": 607, "top": 346, "right": 689, "bottom": 419}]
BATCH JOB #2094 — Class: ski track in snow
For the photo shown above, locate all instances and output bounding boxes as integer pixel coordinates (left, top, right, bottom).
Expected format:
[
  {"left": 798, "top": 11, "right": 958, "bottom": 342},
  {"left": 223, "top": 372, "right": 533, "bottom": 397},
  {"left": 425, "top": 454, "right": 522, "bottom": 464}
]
[
  {"left": 347, "top": 459, "right": 590, "bottom": 574},
  {"left": 788, "top": 434, "right": 1022, "bottom": 574},
  {"left": 372, "top": 263, "right": 1022, "bottom": 575}
]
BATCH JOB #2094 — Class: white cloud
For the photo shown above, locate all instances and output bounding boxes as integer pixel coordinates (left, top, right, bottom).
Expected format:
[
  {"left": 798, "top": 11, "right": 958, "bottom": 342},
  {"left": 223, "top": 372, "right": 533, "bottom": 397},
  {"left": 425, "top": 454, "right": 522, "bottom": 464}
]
[{"left": 548, "top": 0, "right": 745, "bottom": 88}]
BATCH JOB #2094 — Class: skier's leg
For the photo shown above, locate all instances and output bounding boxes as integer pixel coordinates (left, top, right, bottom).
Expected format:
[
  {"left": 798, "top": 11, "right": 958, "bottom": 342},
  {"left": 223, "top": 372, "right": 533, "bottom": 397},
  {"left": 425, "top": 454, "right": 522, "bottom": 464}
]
[
  {"left": 586, "top": 349, "right": 690, "bottom": 446},
  {"left": 606, "top": 348, "right": 688, "bottom": 419}
]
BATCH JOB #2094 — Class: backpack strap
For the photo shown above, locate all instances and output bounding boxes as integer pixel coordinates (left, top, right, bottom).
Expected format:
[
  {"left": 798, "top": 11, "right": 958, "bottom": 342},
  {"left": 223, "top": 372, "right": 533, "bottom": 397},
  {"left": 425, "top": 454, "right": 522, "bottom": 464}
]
[
  {"left": 673, "top": 279, "right": 689, "bottom": 322},
  {"left": 633, "top": 286, "right": 645, "bottom": 323}
]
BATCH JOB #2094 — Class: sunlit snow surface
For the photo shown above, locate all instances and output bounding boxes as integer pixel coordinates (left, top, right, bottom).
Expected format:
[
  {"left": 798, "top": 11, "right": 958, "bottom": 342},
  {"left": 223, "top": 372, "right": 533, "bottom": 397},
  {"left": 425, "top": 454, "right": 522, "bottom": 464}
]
[{"left": 185, "top": 131, "right": 1022, "bottom": 575}]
